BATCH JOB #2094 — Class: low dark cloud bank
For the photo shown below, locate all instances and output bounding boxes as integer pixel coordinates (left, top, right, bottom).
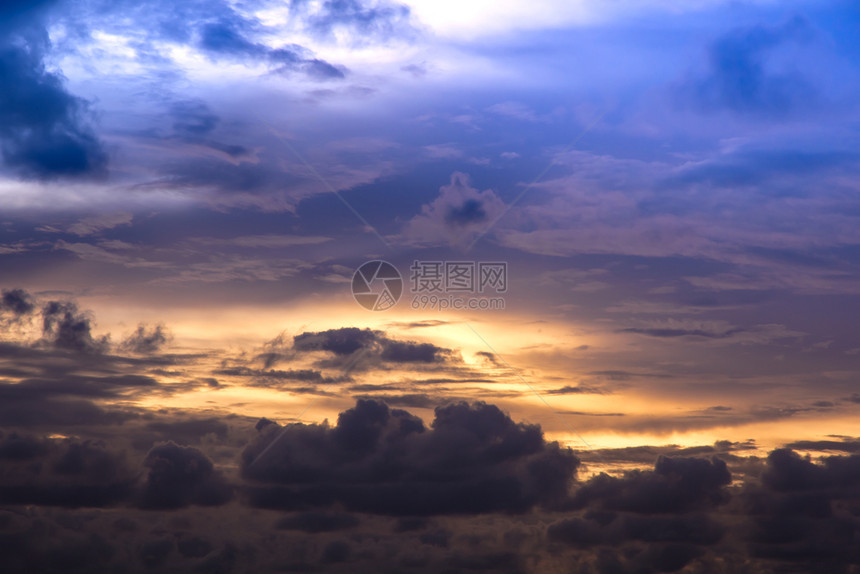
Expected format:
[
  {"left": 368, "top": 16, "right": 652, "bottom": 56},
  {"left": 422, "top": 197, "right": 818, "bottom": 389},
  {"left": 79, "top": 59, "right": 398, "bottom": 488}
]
[
  {"left": 242, "top": 399, "right": 579, "bottom": 515},
  {"left": 0, "top": 394, "right": 859, "bottom": 571}
]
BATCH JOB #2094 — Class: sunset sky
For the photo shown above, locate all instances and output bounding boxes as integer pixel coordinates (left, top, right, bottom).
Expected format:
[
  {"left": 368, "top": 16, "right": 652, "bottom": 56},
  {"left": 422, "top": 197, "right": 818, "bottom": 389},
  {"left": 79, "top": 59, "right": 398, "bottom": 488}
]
[{"left": 1, "top": 0, "right": 860, "bottom": 572}]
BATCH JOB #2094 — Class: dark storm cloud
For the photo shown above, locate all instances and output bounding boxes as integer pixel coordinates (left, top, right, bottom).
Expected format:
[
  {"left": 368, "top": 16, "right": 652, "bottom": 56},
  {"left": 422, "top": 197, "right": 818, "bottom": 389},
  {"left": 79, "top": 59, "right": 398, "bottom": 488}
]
[
  {"left": 571, "top": 456, "right": 732, "bottom": 514},
  {"left": 0, "top": 431, "right": 49, "bottom": 461},
  {"left": 293, "top": 327, "right": 380, "bottom": 355},
  {"left": 119, "top": 324, "right": 171, "bottom": 354},
  {"left": 0, "top": 1, "right": 108, "bottom": 178},
  {"left": 729, "top": 448, "right": 860, "bottom": 571},
  {"left": 0, "top": 437, "right": 136, "bottom": 507},
  {"left": 4, "top": 423, "right": 860, "bottom": 572},
  {"left": 242, "top": 399, "right": 580, "bottom": 515},
  {"left": 0, "top": 431, "right": 235, "bottom": 511},
  {"left": 41, "top": 300, "right": 110, "bottom": 353},
  {"left": 139, "top": 441, "right": 233, "bottom": 509},
  {"left": 0, "top": 288, "right": 35, "bottom": 316},
  {"left": 761, "top": 448, "right": 860, "bottom": 492},
  {"left": 379, "top": 340, "right": 444, "bottom": 362},
  {"left": 681, "top": 17, "right": 815, "bottom": 116},
  {"left": 293, "top": 327, "right": 454, "bottom": 365}
]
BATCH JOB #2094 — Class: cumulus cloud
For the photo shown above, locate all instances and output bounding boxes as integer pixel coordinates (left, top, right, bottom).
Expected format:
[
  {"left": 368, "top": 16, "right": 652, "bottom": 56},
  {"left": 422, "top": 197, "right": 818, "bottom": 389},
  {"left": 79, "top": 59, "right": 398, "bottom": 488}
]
[
  {"left": 571, "top": 455, "right": 732, "bottom": 514},
  {"left": 41, "top": 300, "right": 109, "bottom": 353},
  {"left": 402, "top": 172, "right": 507, "bottom": 248},
  {"left": 139, "top": 441, "right": 233, "bottom": 509},
  {"left": 242, "top": 399, "right": 580, "bottom": 515}
]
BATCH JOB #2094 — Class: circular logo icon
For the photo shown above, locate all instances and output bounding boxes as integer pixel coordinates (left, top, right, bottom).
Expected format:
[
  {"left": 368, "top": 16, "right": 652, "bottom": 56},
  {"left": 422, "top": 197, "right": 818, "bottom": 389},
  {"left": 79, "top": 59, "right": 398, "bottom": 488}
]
[{"left": 351, "top": 260, "right": 403, "bottom": 311}]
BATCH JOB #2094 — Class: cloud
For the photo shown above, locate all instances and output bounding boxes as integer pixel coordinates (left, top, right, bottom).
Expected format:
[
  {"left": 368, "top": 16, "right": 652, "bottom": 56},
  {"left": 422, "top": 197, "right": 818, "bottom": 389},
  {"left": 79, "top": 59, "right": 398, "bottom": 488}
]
[
  {"left": 0, "top": 436, "right": 136, "bottom": 507},
  {"left": 402, "top": 172, "right": 507, "bottom": 248},
  {"left": 41, "top": 300, "right": 110, "bottom": 353},
  {"left": 296, "top": 0, "right": 413, "bottom": 41},
  {"left": 275, "top": 511, "right": 360, "bottom": 533},
  {"left": 669, "top": 146, "right": 858, "bottom": 190},
  {"left": 729, "top": 448, "right": 860, "bottom": 569},
  {"left": 66, "top": 212, "right": 133, "bottom": 236},
  {"left": 0, "top": 1, "right": 108, "bottom": 178},
  {"left": 487, "top": 101, "right": 540, "bottom": 122},
  {"left": 170, "top": 100, "right": 220, "bottom": 136},
  {"left": 139, "top": 441, "right": 233, "bottom": 509},
  {"left": 2, "top": 374, "right": 158, "bottom": 400},
  {"left": 760, "top": 447, "right": 860, "bottom": 492},
  {"left": 292, "top": 327, "right": 454, "bottom": 366},
  {"left": 190, "top": 234, "right": 333, "bottom": 248},
  {"left": 0, "top": 288, "right": 35, "bottom": 317},
  {"left": 195, "top": 12, "right": 346, "bottom": 79},
  {"left": 571, "top": 456, "right": 732, "bottom": 514},
  {"left": 680, "top": 17, "right": 816, "bottom": 116},
  {"left": 546, "top": 455, "right": 737, "bottom": 572},
  {"left": 0, "top": 391, "right": 132, "bottom": 428},
  {"left": 546, "top": 385, "right": 610, "bottom": 395},
  {"left": 213, "top": 365, "right": 347, "bottom": 387},
  {"left": 141, "top": 418, "right": 229, "bottom": 447},
  {"left": 621, "top": 325, "right": 745, "bottom": 339},
  {"left": 293, "top": 327, "right": 380, "bottom": 356},
  {"left": 0, "top": 290, "right": 220, "bottom": 433},
  {"left": 785, "top": 439, "right": 860, "bottom": 454},
  {"left": 120, "top": 324, "right": 171, "bottom": 354},
  {"left": 242, "top": 399, "right": 580, "bottom": 515}
]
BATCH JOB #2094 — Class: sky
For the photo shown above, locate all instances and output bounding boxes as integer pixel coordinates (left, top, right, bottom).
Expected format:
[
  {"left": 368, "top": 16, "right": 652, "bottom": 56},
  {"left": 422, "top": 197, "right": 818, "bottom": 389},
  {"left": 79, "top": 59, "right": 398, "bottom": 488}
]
[{"left": 1, "top": 0, "right": 860, "bottom": 572}]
